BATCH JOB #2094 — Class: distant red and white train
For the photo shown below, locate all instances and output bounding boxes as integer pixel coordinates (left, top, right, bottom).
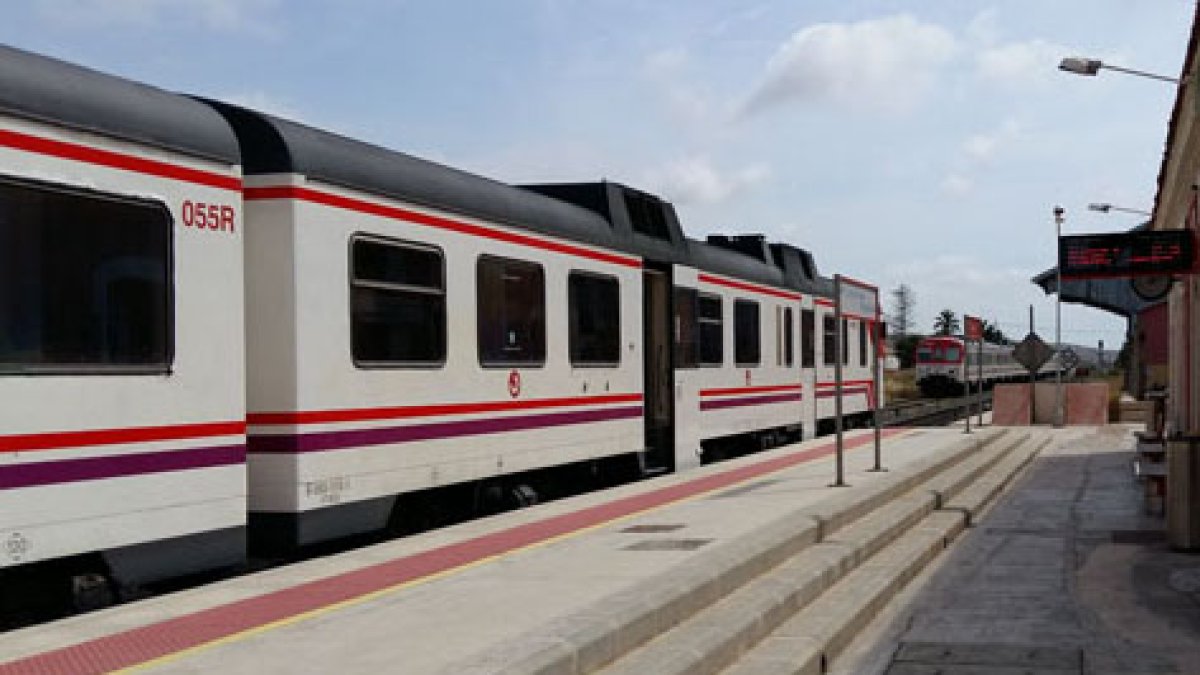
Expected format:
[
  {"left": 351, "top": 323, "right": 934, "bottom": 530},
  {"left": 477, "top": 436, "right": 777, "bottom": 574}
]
[
  {"left": 914, "top": 335, "right": 1061, "bottom": 397},
  {"left": 0, "top": 45, "right": 884, "bottom": 605}
]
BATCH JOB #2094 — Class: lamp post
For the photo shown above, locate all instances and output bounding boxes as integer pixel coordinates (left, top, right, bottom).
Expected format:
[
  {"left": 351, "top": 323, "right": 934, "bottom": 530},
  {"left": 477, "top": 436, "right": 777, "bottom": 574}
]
[
  {"left": 1058, "top": 57, "right": 1181, "bottom": 84},
  {"left": 1054, "top": 206, "right": 1064, "bottom": 428},
  {"left": 1088, "top": 203, "right": 1152, "bottom": 217}
]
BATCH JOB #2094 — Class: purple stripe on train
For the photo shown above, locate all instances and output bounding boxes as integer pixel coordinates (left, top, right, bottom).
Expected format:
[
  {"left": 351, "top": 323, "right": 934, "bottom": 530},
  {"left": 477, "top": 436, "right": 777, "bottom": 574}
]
[
  {"left": 0, "top": 445, "right": 245, "bottom": 490},
  {"left": 699, "top": 393, "right": 803, "bottom": 411},
  {"left": 814, "top": 387, "right": 870, "bottom": 399},
  {"left": 248, "top": 404, "right": 644, "bottom": 454}
]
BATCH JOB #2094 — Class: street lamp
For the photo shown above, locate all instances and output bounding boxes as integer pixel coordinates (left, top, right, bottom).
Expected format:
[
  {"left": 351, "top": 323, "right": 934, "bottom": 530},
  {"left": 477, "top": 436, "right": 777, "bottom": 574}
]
[
  {"left": 1088, "top": 202, "right": 1152, "bottom": 217},
  {"left": 1053, "top": 206, "right": 1064, "bottom": 428},
  {"left": 1059, "top": 56, "right": 1182, "bottom": 84}
]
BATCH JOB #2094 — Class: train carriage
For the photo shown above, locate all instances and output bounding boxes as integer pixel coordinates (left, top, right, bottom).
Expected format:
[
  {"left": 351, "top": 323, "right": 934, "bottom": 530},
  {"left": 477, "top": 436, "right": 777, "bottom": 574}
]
[
  {"left": 0, "top": 47, "right": 246, "bottom": 595},
  {"left": 207, "top": 107, "right": 660, "bottom": 550}
]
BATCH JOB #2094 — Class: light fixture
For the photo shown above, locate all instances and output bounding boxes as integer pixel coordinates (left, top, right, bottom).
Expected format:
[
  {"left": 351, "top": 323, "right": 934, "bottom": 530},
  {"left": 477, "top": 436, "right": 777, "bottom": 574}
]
[
  {"left": 1058, "top": 57, "right": 1181, "bottom": 84},
  {"left": 1087, "top": 202, "right": 1152, "bottom": 217}
]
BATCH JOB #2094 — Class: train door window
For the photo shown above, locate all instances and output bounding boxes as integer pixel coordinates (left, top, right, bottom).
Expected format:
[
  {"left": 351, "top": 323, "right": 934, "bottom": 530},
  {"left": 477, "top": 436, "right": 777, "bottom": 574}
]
[
  {"left": 801, "top": 309, "right": 815, "bottom": 368},
  {"left": 859, "top": 321, "right": 868, "bottom": 367},
  {"left": 734, "top": 299, "right": 760, "bottom": 366},
  {"left": 477, "top": 256, "right": 545, "bottom": 366},
  {"left": 351, "top": 236, "right": 445, "bottom": 366},
  {"left": 697, "top": 292, "right": 723, "bottom": 366},
  {"left": 784, "top": 307, "right": 795, "bottom": 367},
  {"left": 568, "top": 271, "right": 620, "bottom": 366},
  {"left": 822, "top": 314, "right": 837, "bottom": 366},
  {"left": 0, "top": 176, "right": 171, "bottom": 374},
  {"left": 674, "top": 286, "right": 698, "bottom": 369}
]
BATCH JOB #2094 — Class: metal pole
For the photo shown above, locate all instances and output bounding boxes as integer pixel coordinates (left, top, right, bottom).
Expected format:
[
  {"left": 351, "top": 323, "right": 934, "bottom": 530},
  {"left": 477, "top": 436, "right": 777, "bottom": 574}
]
[
  {"left": 977, "top": 338, "right": 984, "bottom": 427},
  {"left": 1054, "top": 207, "right": 1064, "bottom": 428},
  {"left": 833, "top": 276, "right": 847, "bottom": 487},
  {"left": 964, "top": 331, "right": 972, "bottom": 434},
  {"left": 1029, "top": 305, "right": 1036, "bottom": 425},
  {"left": 871, "top": 310, "right": 884, "bottom": 471},
  {"left": 1101, "top": 63, "right": 1181, "bottom": 84}
]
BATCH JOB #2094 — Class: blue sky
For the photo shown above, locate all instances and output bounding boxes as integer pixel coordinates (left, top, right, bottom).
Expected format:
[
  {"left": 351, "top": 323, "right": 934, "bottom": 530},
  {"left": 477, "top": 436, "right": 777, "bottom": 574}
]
[{"left": 3, "top": 1, "right": 1193, "bottom": 351}]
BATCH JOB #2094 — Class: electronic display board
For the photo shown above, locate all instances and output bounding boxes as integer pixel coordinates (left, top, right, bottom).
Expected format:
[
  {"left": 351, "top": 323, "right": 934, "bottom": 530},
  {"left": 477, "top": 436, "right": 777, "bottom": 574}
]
[{"left": 1058, "top": 229, "right": 1195, "bottom": 279}]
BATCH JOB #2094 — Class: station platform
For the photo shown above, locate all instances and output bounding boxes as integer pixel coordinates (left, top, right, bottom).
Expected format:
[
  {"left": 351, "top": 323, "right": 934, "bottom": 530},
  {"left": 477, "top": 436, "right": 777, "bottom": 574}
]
[{"left": 0, "top": 422, "right": 1119, "bottom": 674}]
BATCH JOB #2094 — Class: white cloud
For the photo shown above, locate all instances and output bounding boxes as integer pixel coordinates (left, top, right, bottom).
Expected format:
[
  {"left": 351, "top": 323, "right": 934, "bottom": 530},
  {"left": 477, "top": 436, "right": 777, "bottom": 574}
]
[
  {"left": 740, "top": 14, "right": 958, "bottom": 117},
  {"left": 641, "top": 156, "right": 771, "bottom": 206},
  {"left": 942, "top": 117, "right": 1024, "bottom": 194},
  {"left": 941, "top": 173, "right": 973, "bottom": 196},
  {"left": 640, "top": 48, "right": 717, "bottom": 130},
  {"left": 975, "top": 39, "right": 1069, "bottom": 88},
  {"left": 35, "top": 0, "right": 280, "bottom": 34},
  {"left": 961, "top": 118, "right": 1022, "bottom": 163}
]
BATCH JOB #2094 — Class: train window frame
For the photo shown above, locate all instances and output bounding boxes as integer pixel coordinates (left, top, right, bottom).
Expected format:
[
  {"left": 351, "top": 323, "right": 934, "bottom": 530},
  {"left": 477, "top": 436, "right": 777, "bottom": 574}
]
[
  {"left": 859, "top": 320, "right": 868, "bottom": 367},
  {"left": 0, "top": 174, "right": 174, "bottom": 376},
  {"left": 349, "top": 234, "right": 447, "bottom": 369},
  {"left": 568, "top": 270, "right": 621, "bottom": 368},
  {"left": 734, "top": 299, "right": 761, "bottom": 367},
  {"left": 674, "top": 286, "right": 699, "bottom": 369},
  {"left": 823, "top": 314, "right": 836, "bottom": 366},
  {"left": 801, "top": 308, "right": 815, "bottom": 368},
  {"left": 477, "top": 255, "right": 547, "bottom": 368},
  {"left": 697, "top": 292, "right": 723, "bottom": 367},
  {"left": 784, "top": 307, "right": 795, "bottom": 367},
  {"left": 842, "top": 318, "right": 850, "bottom": 366}
]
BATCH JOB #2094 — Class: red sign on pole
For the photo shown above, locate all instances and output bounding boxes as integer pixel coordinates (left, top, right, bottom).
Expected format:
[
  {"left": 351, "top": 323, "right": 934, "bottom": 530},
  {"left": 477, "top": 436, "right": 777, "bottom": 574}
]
[{"left": 964, "top": 315, "right": 983, "bottom": 341}]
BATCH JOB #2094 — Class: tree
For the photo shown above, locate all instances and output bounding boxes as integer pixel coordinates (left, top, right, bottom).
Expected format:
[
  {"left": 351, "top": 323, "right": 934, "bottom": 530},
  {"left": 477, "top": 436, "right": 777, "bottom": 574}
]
[
  {"left": 933, "top": 309, "right": 960, "bottom": 336},
  {"left": 982, "top": 319, "right": 1008, "bottom": 345},
  {"left": 889, "top": 284, "right": 916, "bottom": 339},
  {"left": 895, "top": 334, "right": 923, "bottom": 369}
]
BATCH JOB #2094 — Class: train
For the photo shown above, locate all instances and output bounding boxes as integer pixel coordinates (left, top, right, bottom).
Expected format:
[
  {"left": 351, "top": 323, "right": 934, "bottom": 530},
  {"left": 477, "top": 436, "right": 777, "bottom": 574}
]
[
  {"left": 0, "top": 45, "right": 884, "bottom": 612},
  {"left": 914, "top": 335, "right": 1062, "bottom": 397}
]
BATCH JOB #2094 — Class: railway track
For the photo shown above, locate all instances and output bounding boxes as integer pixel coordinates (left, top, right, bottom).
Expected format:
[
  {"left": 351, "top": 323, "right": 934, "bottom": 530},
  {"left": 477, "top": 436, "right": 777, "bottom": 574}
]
[{"left": 879, "top": 392, "right": 993, "bottom": 427}]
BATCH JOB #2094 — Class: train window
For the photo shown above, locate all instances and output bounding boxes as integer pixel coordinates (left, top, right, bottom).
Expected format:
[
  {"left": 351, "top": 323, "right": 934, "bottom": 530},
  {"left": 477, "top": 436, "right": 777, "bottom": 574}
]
[
  {"left": 0, "top": 176, "right": 171, "bottom": 374},
  {"left": 735, "top": 299, "right": 760, "bottom": 366},
  {"left": 351, "top": 236, "right": 446, "bottom": 367},
  {"left": 568, "top": 272, "right": 620, "bottom": 366},
  {"left": 697, "top": 292, "right": 723, "bottom": 366},
  {"left": 477, "top": 256, "right": 546, "bottom": 366},
  {"left": 801, "top": 309, "right": 815, "bottom": 368},
  {"left": 859, "top": 321, "right": 868, "bottom": 367},
  {"left": 674, "top": 287, "right": 698, "bottom": 369},
  {"left": 823, "top": 314, "right": 836, "bottom": 366},
  {"left": 784, "top": 307, "right": 795, "bottom": 367}
]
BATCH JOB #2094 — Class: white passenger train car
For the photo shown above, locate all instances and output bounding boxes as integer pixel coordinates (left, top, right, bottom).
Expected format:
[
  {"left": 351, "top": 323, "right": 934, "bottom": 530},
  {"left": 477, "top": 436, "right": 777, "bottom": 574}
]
[
  {"left": 0, "top": 47, "right": 246, "bottom": 593},
  {"left": 207, "top": 108, "right": 655, "bottom": 549}
]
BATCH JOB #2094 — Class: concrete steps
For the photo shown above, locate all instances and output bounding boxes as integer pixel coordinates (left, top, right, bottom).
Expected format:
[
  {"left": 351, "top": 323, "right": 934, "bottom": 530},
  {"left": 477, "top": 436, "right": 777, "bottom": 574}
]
[
  {"left": 723, "top": 430, "right": 1052, "bottom": 675},
  {"left": 597, "top": 429, "right": 1051, "bottom": 675}
]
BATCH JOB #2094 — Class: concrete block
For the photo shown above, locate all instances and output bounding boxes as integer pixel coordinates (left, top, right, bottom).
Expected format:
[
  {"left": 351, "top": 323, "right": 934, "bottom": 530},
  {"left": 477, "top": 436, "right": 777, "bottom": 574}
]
[
  {"left": 992, "top": 384, "right": 1032, "bottom": 426},
  {"left": 1065, "top": 382, "right": 1109, "bottom": 425}
]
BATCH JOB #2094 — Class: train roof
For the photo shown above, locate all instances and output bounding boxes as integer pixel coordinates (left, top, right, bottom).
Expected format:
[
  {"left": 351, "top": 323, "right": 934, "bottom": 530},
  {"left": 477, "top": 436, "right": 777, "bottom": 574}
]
[
  {"left": 203, "top": 102, "right": 626, "bottom": 253},
  {"left": 0, "top": 45, "right": 239, "bottom": 164}
]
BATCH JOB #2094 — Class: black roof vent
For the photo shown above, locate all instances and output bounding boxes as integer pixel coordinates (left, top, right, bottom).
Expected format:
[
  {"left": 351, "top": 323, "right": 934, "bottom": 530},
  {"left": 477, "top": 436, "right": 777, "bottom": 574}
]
[
  {"left": 625, "top": 190, "right": 672, "bottom": 240},
  {"left": 706, "top": 234, "right": 770, "bottom": 262}
]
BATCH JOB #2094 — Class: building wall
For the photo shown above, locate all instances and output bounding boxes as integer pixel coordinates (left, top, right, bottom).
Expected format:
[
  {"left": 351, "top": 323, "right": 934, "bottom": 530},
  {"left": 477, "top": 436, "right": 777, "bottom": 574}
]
[{"left": 1152, "top": 20, "right": 1200, "bottom": 435}]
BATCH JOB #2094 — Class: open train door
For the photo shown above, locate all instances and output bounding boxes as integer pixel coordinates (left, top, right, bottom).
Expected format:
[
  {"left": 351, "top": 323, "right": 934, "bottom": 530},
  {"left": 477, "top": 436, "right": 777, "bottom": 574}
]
[{"left": 641, "top": 263, "right": 675, "bottom": 473}]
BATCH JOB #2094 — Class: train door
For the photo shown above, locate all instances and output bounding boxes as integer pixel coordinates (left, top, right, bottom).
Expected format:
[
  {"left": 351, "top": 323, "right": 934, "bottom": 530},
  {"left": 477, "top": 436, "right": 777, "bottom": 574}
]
[{"left": 642, "top": 264, "right": 674, "bottom": 472}]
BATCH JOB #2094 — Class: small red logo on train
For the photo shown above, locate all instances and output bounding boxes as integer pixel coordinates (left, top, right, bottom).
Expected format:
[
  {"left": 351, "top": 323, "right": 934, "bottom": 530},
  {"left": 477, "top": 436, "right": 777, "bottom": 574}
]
[{"left": 508, "top": 370, "right": 522, "bottom": 398}]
